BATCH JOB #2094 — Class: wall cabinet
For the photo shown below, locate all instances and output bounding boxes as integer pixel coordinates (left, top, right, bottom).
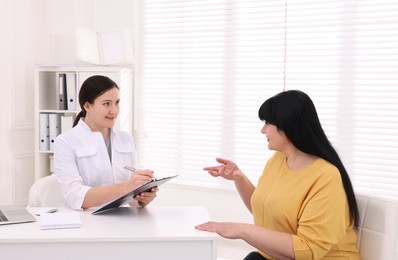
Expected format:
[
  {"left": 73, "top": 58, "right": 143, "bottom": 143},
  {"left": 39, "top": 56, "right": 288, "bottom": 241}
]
[{"left": 34, "top": 66, "right": 132, "bottom": 181}]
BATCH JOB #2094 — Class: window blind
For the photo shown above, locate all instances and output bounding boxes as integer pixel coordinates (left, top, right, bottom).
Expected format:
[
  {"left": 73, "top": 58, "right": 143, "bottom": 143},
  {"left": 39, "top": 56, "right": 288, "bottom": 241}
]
[
  {"left": 283, "top": 0, "right": 398, "bottom": 198},
  {"left": 134, "top": 0, "right": 398, "bottom": 198}
]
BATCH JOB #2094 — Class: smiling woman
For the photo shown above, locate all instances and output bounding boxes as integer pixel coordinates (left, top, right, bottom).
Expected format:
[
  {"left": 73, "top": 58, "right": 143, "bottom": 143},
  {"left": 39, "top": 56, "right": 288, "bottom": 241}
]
[
  {"left": 196, "top": 90, "right": 359, "bottom": 259},
  {"left": 81, "top": 87, "right": 120, "bottom": 132},
  {"left": 53, "top": 75, "right": 158, "bottom": 211},
  {"left": 72, "top": 75, "right": 120, "bottom": 130}
]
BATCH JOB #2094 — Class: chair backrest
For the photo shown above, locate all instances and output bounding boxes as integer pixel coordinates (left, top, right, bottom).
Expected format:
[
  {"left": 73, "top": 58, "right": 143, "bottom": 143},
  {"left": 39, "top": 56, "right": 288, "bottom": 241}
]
[
  {"left": 356, "top": 192, "right": 398, "bottom": 260},
  {"left": 28, "top": 174, "right": 63, "bottom": 207}
]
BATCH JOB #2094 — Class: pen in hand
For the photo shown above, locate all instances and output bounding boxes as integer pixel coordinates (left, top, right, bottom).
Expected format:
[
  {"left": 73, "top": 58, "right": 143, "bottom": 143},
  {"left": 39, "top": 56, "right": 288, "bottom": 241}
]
[
  {"left": 124, "top": 166, "right": 136, "bottom": 172},
  {"left": 124, "top": 166, "right": 156, "bottom": 181}
]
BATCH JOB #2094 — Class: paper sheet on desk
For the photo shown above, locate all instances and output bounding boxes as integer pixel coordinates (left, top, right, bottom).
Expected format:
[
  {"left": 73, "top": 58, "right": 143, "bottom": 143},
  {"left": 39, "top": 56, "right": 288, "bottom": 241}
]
[{"left": 40, "top": 212, "right": 82, "bottom": 230}]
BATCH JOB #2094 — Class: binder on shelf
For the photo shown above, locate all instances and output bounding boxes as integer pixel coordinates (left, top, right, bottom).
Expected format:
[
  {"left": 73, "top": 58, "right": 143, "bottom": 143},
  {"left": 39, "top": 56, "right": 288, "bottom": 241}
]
[
  {"left": 49, "top": 155, "right": 54, "bottom": 173},
  {"left": 49, "top": 113, "right": 61, "bottom": 151},
  {"left": 61, "top": 115, "right": 74, "bottom": 133},
  {"left": 39, "top": 113, "right": 50, "bottom": 151},
  {"left": 58, "top": 73, "right": 67, "bottom": 110},
  {"left": 66, "top": 73, "right": 77, "bottom": 111}
]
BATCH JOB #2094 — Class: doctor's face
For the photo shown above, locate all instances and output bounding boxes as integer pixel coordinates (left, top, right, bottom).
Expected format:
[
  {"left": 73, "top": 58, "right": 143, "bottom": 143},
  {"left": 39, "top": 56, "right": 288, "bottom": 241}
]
[{"left": 84, "top": 87, "right": 120, "bottom": 132}]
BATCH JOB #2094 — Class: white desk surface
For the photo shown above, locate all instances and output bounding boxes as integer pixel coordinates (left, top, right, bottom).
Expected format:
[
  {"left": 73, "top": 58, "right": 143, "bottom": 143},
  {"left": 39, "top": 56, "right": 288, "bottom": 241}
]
[{"left": 0, "top": 206, "right": 218, "bottom": 260}]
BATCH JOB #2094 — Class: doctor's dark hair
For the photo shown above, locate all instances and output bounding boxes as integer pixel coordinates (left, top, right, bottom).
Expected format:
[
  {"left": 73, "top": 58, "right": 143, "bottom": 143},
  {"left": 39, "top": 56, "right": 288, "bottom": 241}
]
[
  {"left": 258, "top": 90, "right": 359, "bottom": 228},
  {"left": 72, "top": 75, "right": 119, "bottom": 127}
]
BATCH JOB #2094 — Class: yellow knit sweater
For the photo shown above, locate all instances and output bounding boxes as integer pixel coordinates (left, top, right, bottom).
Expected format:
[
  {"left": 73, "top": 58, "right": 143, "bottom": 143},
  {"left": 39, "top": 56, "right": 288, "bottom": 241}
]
[{"left": 251, "top": 151, "right": 359, "bottom": 260}]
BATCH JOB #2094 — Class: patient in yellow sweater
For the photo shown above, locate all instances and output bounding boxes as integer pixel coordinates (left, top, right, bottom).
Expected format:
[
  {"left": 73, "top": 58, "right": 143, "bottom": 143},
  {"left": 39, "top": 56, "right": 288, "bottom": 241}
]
[{"left": 195, "top": 90, "right": 360, "bottom": 260}]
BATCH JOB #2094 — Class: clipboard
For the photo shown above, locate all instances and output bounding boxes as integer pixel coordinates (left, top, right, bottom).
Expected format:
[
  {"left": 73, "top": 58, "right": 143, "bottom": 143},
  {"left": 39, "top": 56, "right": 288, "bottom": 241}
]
[{"left": 92, "top": 175, "right": 178, "bottom": 215}]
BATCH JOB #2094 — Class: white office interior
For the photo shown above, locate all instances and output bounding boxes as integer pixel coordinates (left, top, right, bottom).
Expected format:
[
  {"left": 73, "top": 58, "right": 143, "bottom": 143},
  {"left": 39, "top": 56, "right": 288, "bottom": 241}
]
[{"left": 1, "top": 0, "right": 398, "bottom": 259}]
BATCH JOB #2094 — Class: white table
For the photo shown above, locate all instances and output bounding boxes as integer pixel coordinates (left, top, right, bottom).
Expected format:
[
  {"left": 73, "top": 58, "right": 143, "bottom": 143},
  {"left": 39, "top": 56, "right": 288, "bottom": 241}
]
[{"left": 0, "top": 206, "right": 218, "bottom": 260}]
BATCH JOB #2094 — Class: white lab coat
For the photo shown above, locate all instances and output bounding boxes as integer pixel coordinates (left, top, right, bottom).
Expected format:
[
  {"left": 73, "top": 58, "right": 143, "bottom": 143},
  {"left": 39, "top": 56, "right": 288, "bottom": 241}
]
[{"left": 54, "top": 119, "right": 138, "bottom": 210}]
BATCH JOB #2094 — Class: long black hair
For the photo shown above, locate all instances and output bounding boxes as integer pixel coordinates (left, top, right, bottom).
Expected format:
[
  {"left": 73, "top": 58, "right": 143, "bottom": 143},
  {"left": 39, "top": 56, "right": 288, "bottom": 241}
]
[
  {"left": 73, "top": 75, "right": 119, "bottom": 127},
  {"left": 258, "top": 90, "right": 359, "bottom": 228}
]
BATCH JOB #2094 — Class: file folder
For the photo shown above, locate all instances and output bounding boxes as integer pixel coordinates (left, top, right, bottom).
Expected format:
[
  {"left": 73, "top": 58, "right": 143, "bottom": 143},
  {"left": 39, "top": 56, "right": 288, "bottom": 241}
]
[
  {"left": 58, "top": 73, "right": 67, "bottom": 110},
  {"left": 61, "top": 115, "right": 74, "bottom": 133},
  {"left": 39, "top": 113, "right": 50, "bottom": 151},
  {"left": 66, "top": 73, "right": 77, "bottom": 111},
  {"left": 49, "top": 113, "right": 61, "bottom": 151}
]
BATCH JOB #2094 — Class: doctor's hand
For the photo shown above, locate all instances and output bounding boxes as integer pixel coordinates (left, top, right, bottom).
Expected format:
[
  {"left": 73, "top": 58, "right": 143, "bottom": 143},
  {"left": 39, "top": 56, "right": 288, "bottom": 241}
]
[
  {"left": 203, "top": 157, "right": 243, "bottom": 181},
  {"left": 134, "top": 187, "right": 159, "bottom": 207},
  {"left": 128, "top": 169, "right": 154, "bottom": 189}
]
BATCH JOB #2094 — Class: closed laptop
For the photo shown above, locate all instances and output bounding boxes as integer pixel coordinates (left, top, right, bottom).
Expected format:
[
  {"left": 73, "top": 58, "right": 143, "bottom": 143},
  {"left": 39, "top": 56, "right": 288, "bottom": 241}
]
[{"left": 0, "top": 205, "right": 36, "bottom": 225}]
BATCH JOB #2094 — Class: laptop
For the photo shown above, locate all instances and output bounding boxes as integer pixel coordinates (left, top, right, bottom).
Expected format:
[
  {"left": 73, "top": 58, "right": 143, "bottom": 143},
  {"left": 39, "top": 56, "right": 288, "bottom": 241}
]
[
  {"left": 0, "top": 205, "right": 37, "bottom": 225},
  {"left": 92, "top": 175, "right": 178, "bottom": 215}
]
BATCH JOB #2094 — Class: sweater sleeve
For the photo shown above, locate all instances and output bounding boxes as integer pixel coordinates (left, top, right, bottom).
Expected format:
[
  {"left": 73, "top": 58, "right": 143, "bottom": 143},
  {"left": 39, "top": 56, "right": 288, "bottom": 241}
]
[{"left": 292, "top": 169, "right": 350, "bottom": 259}]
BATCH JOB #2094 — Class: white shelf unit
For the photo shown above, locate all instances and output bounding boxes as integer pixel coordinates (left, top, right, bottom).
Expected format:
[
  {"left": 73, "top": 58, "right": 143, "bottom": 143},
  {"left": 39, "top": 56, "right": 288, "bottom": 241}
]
[{"left": 34, "top": 65, "right": 132, "bottom": 181}]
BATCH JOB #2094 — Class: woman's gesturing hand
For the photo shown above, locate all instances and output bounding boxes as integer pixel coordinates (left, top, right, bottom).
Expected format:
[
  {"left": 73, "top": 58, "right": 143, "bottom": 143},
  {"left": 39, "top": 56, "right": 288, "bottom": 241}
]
[{"left": 203, "top": 157, "right": 242, "bottom": 181}]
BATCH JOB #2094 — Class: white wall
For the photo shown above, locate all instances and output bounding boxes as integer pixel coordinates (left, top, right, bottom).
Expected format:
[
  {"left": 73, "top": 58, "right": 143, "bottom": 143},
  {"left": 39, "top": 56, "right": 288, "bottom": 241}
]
[
  {"left": 0, "top": 0, "right": 47, "bottom": 204},
  {"left": 0, "top": 0, "right": 135, "bottom": 204}
]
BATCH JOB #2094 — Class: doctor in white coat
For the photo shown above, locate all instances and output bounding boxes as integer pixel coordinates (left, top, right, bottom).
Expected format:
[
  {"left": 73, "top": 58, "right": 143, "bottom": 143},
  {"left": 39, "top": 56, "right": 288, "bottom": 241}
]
[{"left": 54, "top": 75, "right": 157, "bottom": 210}]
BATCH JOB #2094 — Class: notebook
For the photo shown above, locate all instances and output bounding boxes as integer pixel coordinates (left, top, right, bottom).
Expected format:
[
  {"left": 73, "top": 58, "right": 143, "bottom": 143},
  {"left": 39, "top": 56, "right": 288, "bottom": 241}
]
[
  {"left": 40, "top": 211, "right": 82, "bottom": 230},
  {"left": 92, "top": 175, "right": 178, "bottom": 215},
  {"left": 0, "top": 205, "right": 37, "bottom": 225}
]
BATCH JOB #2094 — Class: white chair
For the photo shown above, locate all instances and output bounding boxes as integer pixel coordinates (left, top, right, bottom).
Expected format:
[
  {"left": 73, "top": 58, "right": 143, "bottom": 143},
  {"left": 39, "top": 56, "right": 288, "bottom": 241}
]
[
  {"left": 356, "top": 192, "right": 398, "bottom": 260},
  {"left": 28, "top": 174, "right": 63, "bottom": 207}
]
